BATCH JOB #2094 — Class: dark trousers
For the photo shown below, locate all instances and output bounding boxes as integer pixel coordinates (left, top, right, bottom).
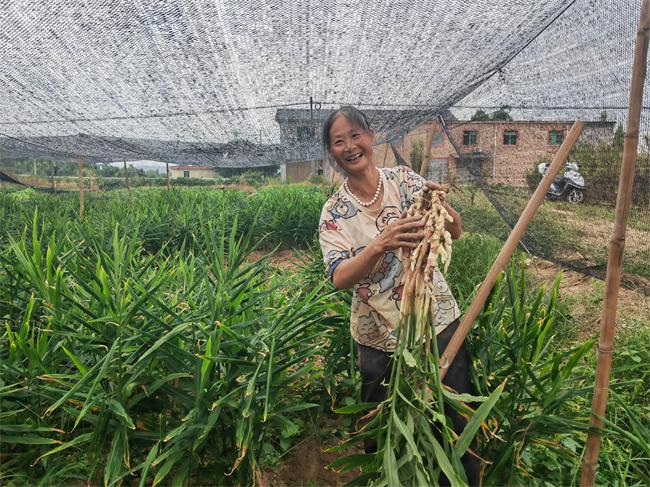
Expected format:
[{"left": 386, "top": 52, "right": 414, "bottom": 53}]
[{"left": 355, "top": 320, "right": 481, "bottom": 486}]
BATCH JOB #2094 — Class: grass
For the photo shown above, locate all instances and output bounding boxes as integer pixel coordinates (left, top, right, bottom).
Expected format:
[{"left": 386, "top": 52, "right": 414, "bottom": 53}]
[{"left": 450, "top": 184, "right": 650, "bottom": 286}]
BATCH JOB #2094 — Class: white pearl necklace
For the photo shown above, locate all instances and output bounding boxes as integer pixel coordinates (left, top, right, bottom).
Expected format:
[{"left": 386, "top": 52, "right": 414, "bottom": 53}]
[{"left": 344, "top": 169, "right": 383, "bottom": 207}]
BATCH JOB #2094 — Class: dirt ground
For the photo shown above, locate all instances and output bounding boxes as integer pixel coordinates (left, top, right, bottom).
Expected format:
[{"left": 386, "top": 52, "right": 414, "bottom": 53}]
[
  {"left": 547, "top": 207, "right": 650, "bottom": 288},
  {"left": 249, "top": 249, "right": 305, "bottom": 271},
  {"left": 526, "top": 256, "right": 650, "bottom": 340},
  {"left": 261, "top": 435, "right": 362, "bottom": 487}
]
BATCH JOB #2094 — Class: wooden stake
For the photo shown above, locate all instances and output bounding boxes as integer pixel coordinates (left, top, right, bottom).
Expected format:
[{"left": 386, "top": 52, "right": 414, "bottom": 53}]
[
  {"left": 123, "top": 159, "right": 132, "bottom": 196},
  {"left": 166, "top": 162, "right": 171, "bottom": 189},
  {"left": 77, "top": 158, "right": 85, "bottom": 220},
  {"left": 580, "top": 1, "right": 650, "bottom": 485},
  {"left": 419, "top": 121, "right": 436, "bottom": 177},
  {"left": 439, "top": 121, "right": 585, "bottom": 380}
]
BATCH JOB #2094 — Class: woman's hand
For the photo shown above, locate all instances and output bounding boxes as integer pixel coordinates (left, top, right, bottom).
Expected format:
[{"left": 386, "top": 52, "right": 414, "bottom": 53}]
[
  {"left": 371, "top": 215, "right": 425, "bottom": 253},
  {"left": 331, "top": 215, "right": 424, "bottom": 289},
  {"left": 423, "top": 181, "right": 445, "bottom": 192}
]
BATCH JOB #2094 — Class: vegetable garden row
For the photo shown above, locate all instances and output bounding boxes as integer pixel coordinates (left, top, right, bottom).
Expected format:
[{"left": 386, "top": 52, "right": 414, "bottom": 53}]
[{"left": 0, "top": 186, "right": 648, "bottom": 486}]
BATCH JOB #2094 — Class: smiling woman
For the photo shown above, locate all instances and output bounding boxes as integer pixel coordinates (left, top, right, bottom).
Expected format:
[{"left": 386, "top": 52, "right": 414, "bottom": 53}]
[{"left": 317, "top": 105, "right": 479, "bottom": 485}]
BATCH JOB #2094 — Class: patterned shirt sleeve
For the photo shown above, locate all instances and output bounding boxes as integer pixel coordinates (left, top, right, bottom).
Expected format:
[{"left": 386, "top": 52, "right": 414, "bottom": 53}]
[{"left": 318, "top": 203, "right": 354, "bottom": 283}]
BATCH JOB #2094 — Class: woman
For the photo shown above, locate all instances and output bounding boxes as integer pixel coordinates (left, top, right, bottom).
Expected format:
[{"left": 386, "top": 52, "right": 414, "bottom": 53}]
[{"left": 318, "top": 106, "right": 479, "bottom": 485}]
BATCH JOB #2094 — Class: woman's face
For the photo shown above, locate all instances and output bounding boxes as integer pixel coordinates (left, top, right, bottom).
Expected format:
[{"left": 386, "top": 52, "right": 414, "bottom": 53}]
[{"left": 328, "top": 115, "right": 375, "bottom": 175}]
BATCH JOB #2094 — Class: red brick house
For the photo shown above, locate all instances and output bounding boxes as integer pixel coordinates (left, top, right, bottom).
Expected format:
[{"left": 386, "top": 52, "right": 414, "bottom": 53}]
[{"left": 375, "top": 119, "right": 615, "bottom": 186}]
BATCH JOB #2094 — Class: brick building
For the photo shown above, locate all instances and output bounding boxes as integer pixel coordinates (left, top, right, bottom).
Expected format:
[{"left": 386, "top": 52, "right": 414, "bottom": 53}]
[
  {"left": 376, "top": 119, "right": 615, "bottom": 186},
  {"left": 275, "top": 108, "right": 614, "bottom": 186}
]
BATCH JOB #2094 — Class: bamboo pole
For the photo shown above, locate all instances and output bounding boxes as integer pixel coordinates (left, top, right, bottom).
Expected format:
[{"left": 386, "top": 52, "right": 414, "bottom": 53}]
[
  {"left": 439, "top": 121, "right": 585, "bottom": 380},
  {"left": 123, "top": 159, "right": 132, "bottom": 196},
  {"left": 77, "top": 158, "right": 85, "bottom": 220},
  {"left": 580, "top": 2, "right": 650, "bottom": 485},
  {"left": 419, "top": 121, "right": 436, "bottom": 177}
]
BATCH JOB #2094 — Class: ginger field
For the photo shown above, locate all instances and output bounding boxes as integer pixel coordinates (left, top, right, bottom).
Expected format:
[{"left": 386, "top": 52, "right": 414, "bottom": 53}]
[{"left": 1, "top": 186, "right": 648, "bottom": 486}]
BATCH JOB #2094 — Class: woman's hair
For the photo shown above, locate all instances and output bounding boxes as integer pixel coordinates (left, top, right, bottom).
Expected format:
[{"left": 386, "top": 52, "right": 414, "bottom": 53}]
[{"left": 321, "top": 105, "right": 372, "bottom": 151}]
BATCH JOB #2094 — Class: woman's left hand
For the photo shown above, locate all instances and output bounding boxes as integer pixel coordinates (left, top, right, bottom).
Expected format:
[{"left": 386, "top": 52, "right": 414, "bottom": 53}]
[{"left": 423, "top": 181, "right": 445, "bottom": 192}]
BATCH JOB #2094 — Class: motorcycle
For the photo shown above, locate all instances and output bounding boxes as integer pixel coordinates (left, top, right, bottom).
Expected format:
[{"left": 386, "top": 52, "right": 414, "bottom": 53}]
[{"left": 537, "top": 161, "right": 586, "bottom": 203}]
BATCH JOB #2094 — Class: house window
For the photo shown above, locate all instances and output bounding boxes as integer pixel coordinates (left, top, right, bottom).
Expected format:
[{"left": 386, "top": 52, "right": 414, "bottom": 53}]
[
  {"left": 183, "top": 170, "right": 190, "bottom": 178},
  {"left": 432, "top": 129, "right": 444, "bottom": 146},
  {"left": 549, "top": 130, "right": 564, "bottom": 145},
  {"left": 297, "top": 126, "right": 312, "bottom": 141},
  {"left": 503, "top": 130, "right": 518, "bottom": 145},
  {"left": 463, "top": 130, "right": 478, "bottom": 146}
]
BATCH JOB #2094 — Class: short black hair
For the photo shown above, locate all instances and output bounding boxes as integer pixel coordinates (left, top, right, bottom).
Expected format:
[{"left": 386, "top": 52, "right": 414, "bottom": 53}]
[{"left": 321, "top": 106, "right": 372, "bottom": 151}]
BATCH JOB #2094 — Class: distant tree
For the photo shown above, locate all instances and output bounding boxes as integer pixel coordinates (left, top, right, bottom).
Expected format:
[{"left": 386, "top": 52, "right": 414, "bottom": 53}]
[
  {"left": 409, "top": 140, "right": 424, "bottom": 173},
  {"left": 470, "top": 106, "right": 512, "bottom": 121},
  {"left": 490, "top": 105, "right": 513, "bottom": 121},
  {"left": 470, "top": 109, "right": 491, "bottom": 121},
  {"left": 614, "top": 123, "right": 624, "bottom": 149},
  {"left": 599, "top": 111, "right": 608, "bottom": 122}
]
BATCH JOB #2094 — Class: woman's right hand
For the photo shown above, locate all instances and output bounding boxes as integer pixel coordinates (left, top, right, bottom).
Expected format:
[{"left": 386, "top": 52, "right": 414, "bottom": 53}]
[{"left": 373, "top": 215, "right": 425, "bottom": 252}]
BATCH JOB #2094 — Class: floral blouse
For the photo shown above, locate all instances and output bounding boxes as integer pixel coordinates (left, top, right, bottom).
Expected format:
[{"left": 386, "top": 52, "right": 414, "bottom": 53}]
[{"left": 318, "top": 166, "right": 460, "bottom": 352}]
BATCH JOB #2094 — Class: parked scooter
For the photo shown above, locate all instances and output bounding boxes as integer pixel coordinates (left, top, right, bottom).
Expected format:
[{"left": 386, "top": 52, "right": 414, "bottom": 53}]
[{"left": 537, "top": 161, "right": 586, "bottom": 203}]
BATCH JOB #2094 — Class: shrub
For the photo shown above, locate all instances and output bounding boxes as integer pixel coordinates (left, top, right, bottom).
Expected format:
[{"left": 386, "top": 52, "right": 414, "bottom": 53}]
[{"left": 525, "top": 157, "right": 549, "bottom": 191}]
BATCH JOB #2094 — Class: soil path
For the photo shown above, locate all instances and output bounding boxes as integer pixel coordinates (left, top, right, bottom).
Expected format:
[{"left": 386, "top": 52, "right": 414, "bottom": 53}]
[{"left": 526, "top": 257, "right": 650, "bottom": 340}]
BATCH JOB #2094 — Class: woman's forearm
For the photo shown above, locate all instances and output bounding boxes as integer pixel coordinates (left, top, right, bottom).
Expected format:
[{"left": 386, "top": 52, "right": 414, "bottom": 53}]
[{"left": 331, "top": 241, "right": 385, "bottom": 290}]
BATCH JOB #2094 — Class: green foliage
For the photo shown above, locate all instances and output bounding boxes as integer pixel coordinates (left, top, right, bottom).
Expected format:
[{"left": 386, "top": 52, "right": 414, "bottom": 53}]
[
  {"left": 6, "top": 188, "right": 37, "bottom": 202},
  {"left": 1, "top": 184, "right": 648, "bottom": 485},
  {"left": 594, "top": 327, "right": 650, "bottom": 485},
  {"left": 0, "top": 208, "right": 345, "bottom": 486},
  {"left": 470, "top": 261, "right": 595, "bottom": 485},
  {"left": 569, "top": 134, "right": 650, "bottom": 206},
  {"left": 470, "top": 106, "right": 512, "bottom": 122},
  {"left": 0, "top": 186, "right": 327, "bottom": 252},
  {"left": 241, "top": 170, "right": 267, "bottom": 187},
  {"left": 409, "top": 140, "right": 424, "bottom": 174},
  {"left": 470, "top": 109, "right": 491, "bottom": 121},
  {"left": 308, "top": 173, "right": 324, "bottom": 184},
  {"left": 98, "top": 176, "right": 216, "bottom": 190},
  {"left": 332, "top": 260, "right": 592, "bottom": 486},
  {"left": 525, "top": 157, "right": 549, "bottom": 192},
  {"left": 489, "top": 105, "right": 513, "bottom": 121},
  {"left": 250, "top": 185, "right": 328, "bottom": 248},
  {"left": 1, "top": 160, "right": 158, "bottom": 178}
]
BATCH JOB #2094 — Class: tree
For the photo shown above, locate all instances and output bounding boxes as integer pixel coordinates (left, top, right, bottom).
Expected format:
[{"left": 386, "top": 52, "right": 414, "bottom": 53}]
[
  {"left": 490, "top": 105, "right": 513, "bottom": 121},
  {"left": 409, "top": 140, "right": 424, "bottom": 173},
  {"left": 470, "top": 109, "right": 491, "bottom": 121},
  {"left": 470, "top": 105, "right": 512, "bottom": 121},
  {"left": 613, "top": 123, "right": 624, "bottom": 149}
]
